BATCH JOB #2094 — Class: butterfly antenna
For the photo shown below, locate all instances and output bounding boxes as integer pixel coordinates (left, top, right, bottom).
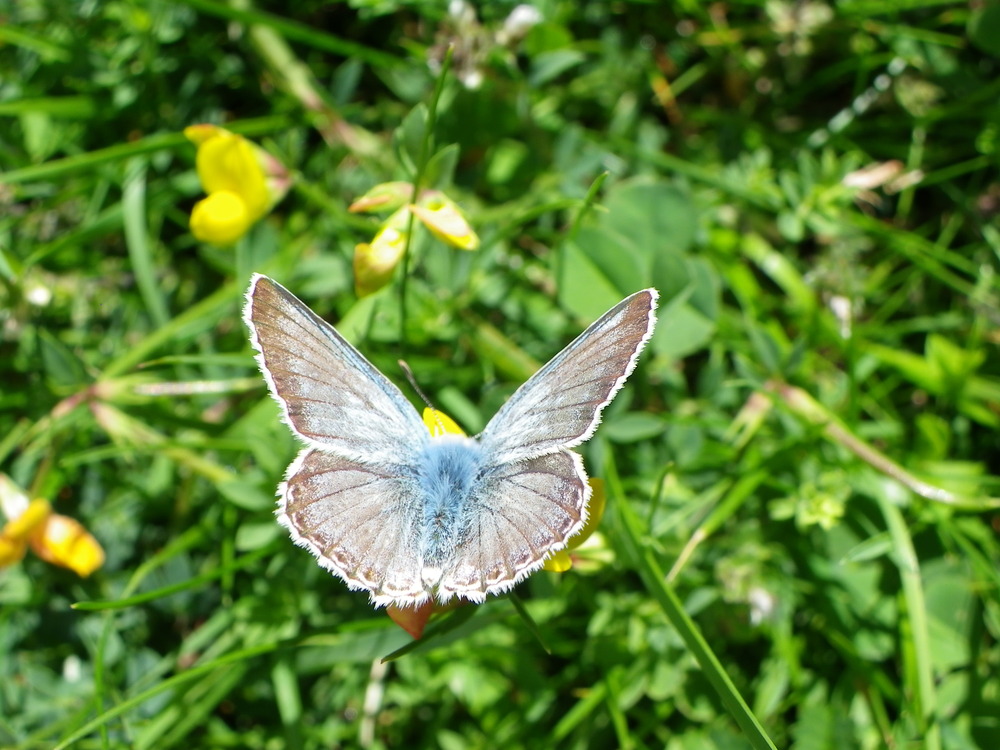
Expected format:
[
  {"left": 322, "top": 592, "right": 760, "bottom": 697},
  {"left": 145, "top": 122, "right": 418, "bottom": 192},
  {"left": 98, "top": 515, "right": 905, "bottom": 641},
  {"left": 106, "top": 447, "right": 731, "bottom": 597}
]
[
  {"left": 396, "top": 359, "right": 456, "bottom": 435},
  {"left": 396, "top": 359, "right": 437, "bottom": 415}
]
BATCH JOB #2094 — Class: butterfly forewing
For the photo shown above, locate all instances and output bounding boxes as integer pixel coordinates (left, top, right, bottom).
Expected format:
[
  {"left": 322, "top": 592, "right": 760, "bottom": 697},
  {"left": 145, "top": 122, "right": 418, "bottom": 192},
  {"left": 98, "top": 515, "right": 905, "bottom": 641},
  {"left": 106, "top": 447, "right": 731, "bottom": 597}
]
[
  {"left": 479, "top": 289, "right": 658, "bottom": 464},
  {"left": 244, "top": 274, "right": 428, "bottom": 465}
]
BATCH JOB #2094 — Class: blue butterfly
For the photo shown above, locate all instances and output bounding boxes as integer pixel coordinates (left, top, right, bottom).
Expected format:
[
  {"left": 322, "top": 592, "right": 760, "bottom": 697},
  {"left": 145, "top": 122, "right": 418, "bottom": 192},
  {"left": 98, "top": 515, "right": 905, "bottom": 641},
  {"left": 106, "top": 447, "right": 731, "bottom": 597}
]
[{"left": 244, "top": 275, "right": 657, "bottom": 607}]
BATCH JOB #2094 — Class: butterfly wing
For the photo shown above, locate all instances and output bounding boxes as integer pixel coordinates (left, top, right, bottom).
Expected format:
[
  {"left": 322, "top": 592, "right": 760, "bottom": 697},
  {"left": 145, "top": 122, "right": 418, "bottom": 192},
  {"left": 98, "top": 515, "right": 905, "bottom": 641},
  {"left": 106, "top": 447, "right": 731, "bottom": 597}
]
[
  {"left": 245, "top": 275, "right": 431, "bottom": 604},
  {"left": 244, "top": 274, "right": 428, "bottom": 464},
  {"left": 479, "top": 289, "right": 658, "bottom": 463},
  {"left": 437, "top": 450, "right": 590, "bottom": 602},
  {"left": 247, "top": 277, "right": 657, "bottom": 606},
  {"left": 438, "top": 289, "right": 657, "bottom": 600},
  {"left": 281, "top": 448, "right": 428, "bottom": 605}
]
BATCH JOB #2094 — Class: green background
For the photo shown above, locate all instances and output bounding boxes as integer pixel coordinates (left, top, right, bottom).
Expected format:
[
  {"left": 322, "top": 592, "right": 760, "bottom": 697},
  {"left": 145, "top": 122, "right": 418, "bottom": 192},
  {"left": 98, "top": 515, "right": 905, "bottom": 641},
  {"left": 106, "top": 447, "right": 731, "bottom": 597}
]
[{"left": 2, "top": 1, "right": 1000, "bottom": 748}]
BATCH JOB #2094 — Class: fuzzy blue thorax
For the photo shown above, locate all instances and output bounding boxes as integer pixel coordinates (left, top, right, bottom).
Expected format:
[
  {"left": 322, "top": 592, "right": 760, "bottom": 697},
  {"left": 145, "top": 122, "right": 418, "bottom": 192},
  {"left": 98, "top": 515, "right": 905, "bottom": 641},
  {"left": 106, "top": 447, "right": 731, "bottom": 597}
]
[{"left": 417, "top": 435, "right": 483, "bottom": 566}]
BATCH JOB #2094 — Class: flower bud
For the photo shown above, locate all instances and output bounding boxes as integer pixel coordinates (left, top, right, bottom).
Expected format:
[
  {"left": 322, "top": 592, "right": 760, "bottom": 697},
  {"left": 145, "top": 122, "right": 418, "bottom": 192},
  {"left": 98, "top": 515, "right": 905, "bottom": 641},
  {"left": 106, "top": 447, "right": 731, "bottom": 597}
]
[{"left": 349, "top": 181, "right": 413, "bottom": 214}]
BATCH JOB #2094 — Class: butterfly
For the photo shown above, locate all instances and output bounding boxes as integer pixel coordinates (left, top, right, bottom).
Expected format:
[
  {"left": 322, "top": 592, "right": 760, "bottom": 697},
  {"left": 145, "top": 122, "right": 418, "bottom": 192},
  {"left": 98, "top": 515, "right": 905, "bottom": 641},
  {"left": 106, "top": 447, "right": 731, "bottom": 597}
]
[{"left": 244, "top": 275, "right": 658, "bottom": 607}]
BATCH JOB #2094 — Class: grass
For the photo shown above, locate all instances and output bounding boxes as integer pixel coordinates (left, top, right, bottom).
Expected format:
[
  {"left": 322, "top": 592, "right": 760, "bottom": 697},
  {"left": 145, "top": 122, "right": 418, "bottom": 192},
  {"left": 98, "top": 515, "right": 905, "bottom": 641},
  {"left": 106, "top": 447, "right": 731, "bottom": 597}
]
[{"left": 2, "top": 1, "right": 1000, "bottom": 748}]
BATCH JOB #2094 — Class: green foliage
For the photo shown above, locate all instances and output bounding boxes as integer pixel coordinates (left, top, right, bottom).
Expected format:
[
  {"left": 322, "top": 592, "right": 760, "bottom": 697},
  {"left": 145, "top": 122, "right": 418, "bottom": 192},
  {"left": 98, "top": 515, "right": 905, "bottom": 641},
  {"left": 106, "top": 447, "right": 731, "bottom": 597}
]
[{"left": 2, "top": 1, "right": 1000, "bottom": 749}]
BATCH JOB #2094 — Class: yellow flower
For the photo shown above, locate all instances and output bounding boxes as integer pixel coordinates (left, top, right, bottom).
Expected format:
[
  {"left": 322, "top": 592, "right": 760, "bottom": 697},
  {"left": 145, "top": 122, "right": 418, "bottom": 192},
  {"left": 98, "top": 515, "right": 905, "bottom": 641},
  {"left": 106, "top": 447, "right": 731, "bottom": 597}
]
[
  {"left": 0, "top": 475, "right": 105, "bottom": 577},
  {"left": 354, "top": 227, "right": 408, "bottom": 298},
  {"left": 30, "top": 513, "right": 105, "bottom": 576},
  {"left": 408, "top": 192, "right": 480, "bottom": 250},
  {"left": 544, "top": 479, "right": 606, "bottom": 573},
  {"left": 349, "top": 185, "right": 479, "bottom": 295},
  {"left": 0, "top": 534, "right": 27, "bottom": 567},
  {"left": 185, "top": 124, "right": 290, "bottom": 245}
]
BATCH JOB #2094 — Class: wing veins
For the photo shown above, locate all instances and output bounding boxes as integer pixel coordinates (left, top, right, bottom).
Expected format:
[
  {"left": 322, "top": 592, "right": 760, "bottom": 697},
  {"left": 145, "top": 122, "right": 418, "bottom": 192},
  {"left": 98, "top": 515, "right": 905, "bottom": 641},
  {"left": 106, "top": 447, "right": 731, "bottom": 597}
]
[
  {"left": 528, "top": 397, "right": 608, "bottom": 415},
  {"left": 287, "top": 475, "right": 386, "bottom": 509},
  {"left": 502, "top": 476, "right": 581, "bottom": 519}
]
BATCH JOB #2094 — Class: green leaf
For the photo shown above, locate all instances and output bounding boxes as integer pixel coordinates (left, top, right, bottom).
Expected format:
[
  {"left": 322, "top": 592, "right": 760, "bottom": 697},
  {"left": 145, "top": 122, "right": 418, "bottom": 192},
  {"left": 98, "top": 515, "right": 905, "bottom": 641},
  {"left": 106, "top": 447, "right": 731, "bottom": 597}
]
[
  {"left": 38, "top": 328, "right": 90, "bottom": 389},
  {"left": 529, "top": 49, "right": 586, "bottom": 87},
  {"left": 392, "top": 103, "right": 428, "bottom": 178},
  {"left": 423, "top": 142, "right": 460, "bottom": 189},
  {"left": 969, "top": 3, "right": 1000, "bottom": 58},
  {"left": 602, "top": 412, "right": 667, "bottom": 443},
  {"left": 217, "top": 480, "right": 276, "bottom": 511}
]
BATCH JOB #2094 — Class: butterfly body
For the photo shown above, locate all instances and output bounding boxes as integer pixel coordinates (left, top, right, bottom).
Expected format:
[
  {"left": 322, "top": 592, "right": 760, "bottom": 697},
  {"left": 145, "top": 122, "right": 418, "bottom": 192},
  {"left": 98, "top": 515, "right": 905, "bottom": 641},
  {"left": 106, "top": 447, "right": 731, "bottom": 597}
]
[
  {"left": 416, "top": 435, "right": 482, "bottom": 567},
  {"left": 245, "top": 275, "right": 657, "bottom": 607}
]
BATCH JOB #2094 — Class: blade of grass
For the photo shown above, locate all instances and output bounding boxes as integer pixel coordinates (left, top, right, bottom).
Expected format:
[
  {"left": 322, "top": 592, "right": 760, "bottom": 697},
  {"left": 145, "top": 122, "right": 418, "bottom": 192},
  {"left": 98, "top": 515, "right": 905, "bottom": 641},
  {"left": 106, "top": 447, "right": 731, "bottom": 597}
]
[
  {"left": 552, "top": 681, "right": 608, "bottom": 742},
  {"left": 123, "top": 158, "right": 170, "bottom": 327},
  {"left": 135, "top": 663, "right": 249, "bottom": 750},
  {"left": 73, "top": 545, "right": 275, "bottom": 611},
  {"left": 100, "top": 277, "right": 241, "bottom": 378},
  {"left": 380, "top": 604, "right": 480, "bottom": 662},
  {"left": 873, "top": 488, "right": 941, "bottom": 750},
  {"left": 667, "top": 470, "right": 767, "bottom": 582},
  {"left": 467, "top": 316, "right": 542, "bottom": 382},
  {"left": 0, "top": 25, "right": 70, "bottom": 61},
  {"left": 245, "top": 8, "right": 381, "bottom": 157},
  {"left": 848, "top": 212, "right": 994, "bottom": 298},
  {"left": 399, "top": 45, "right": 453, "bottom": 350},
  {"left": 176, "top": 0, "right": 402, "bottom": 68},
  {"left": 0, "top": 96, "right": 97, "bottom": 117},
  {"left": 272, "top": 656, "right": 305, "bottom": 750},
  {"left": 0, "top": 116, "right": 289, "bottom": 186},
  {"left": 772, "top": 380, "right": 1000, "bottom": 510},
  {"left": 604, "top": 667, "right": 633, "bottom": 750},
  {"left": 556, "top": 171, "right": 608, "bottom": 295},
  {"left": 53, "top": 641, "right": 285, "bottom": 750},
  {"left": 508, "top": 591, "right": 551, "bottom": 654},
  {"left": 606, "top": 454, "right": 778, "bottom": 750}
]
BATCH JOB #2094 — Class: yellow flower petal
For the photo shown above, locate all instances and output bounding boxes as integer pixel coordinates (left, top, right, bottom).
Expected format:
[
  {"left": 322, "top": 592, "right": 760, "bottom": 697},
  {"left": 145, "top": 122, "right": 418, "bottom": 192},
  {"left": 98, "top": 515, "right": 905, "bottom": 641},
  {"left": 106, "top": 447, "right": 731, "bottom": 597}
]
[
  {"left": 409, "top": 198, "right": 480, "bottom": 251},
  {"left": 183, "top": 123, "right": 224, "bottom": 146},
  {"left": 0, "top": 534, "right": 27, "bottom": 567},
  {"left": 543, "top": 549, "right": 573, "bottom": 573},
  {"left": 194, "top": 130, "right": 270, "bottom": 220},
  {"left": 29, "top": 514, "right": 105, "bottom": 577},
  {"left": 185, "top": 125, "right": 289, "bottom": 246},
  {"left": 3, "top": 499, "right": 52, "bottom": 541},
  {"left": 190, "top": 191, "right": 252, "bottom": 246},
  {"left": 353, "top": 226, "right": 407, "bottom": 297},
  {"left": 423, "top": 408, "right": 466, "bottom": 438}
]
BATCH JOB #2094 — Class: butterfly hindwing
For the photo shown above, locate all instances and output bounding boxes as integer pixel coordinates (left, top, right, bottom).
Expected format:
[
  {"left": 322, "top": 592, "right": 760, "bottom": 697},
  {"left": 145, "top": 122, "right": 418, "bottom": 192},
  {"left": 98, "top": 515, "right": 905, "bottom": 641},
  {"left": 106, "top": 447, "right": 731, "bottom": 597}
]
[
  {"left": 281, "top": 448, "right": 428, "bottom": 604},
  {"left": 438, "top": 450, "right": 589, "bottom": 601}
]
